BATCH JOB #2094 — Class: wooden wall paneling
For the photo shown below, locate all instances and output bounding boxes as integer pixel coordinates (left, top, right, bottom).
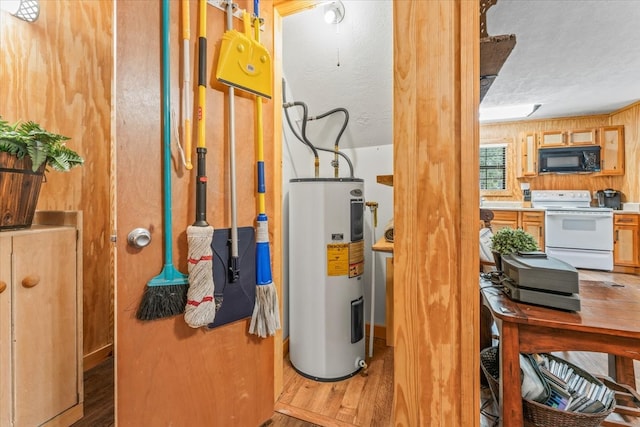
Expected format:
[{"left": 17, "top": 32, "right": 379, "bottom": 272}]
[
  {"left": 0, "top": 1, "right": 114, "bottom": 363},
  {"left": 480, "top": 115, "right": 627, "bottom": 201},
  {"left": 393, "top": 1, "right": 479, "bottom": 425},
  {"left": 610, "top": 102, "right": 640, "bottom": 203},
  {"left": 115, "top": 1, "right": 273, "bottom": 425}
]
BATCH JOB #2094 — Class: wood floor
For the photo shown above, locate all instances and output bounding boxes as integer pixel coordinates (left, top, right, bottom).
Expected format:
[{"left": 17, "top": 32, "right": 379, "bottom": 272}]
[{"left": 73, "top": 270, "right": 640, "bottom": 426}]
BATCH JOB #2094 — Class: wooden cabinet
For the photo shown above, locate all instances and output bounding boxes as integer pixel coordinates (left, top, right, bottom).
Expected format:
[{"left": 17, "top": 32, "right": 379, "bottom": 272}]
[
  {"left": 568, "top": 129, "right": 597, "bottom": 145},
  {"left": 490, "top": 209, "right": 545, "bottom": 250},
  {"left": 540, "top": 128, "right": 599, "bottom": 147},
  {"left": 490, "top": 210, "right": 519, "bottom": 231},
  {"left": 520, "top": 211, "right": 545, "bottom": 250},
  {"left": 0, "top": 212, "right": 83, "bottom": 426},
  {"left": 520, "top": 132, "right": 537, "bottom": 177},
  {"left": 600, "top": 125, "right": 625, "bottom": 175},
  {"left": 539, "top": 130, "right": 566, "bottom": 147},
  {"left": 614, "top": 213, "right": 639, "bottom": 267}
]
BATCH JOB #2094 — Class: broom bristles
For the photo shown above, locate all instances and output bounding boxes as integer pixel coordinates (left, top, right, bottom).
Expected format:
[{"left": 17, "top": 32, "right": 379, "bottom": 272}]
[
  {"left": 137, "top": 284, "right": 188, "bottom": 320},
  {"left": 185, "top": 225, "right": 217, "bottom": 328}
]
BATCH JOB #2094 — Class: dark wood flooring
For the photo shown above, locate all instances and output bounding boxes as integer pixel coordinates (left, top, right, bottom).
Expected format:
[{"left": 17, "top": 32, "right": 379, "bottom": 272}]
[
  {"left": 72, "top": 270, "right": 640, "bottom": 426},
  {"left": 72, "top": 356, "right": 114, "bottom": 427}
]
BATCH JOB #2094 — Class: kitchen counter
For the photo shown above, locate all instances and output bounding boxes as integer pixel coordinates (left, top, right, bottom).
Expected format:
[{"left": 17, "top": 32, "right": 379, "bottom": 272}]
[{"left": 480, "top": 203, "right": 544, "bottom": 212}]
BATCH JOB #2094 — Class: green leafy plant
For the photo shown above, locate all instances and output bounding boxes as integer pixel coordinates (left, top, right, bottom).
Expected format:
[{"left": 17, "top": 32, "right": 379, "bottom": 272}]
[
  {"left": 0, "top": 117, "right": 83, "bottom": 172},
  {"left": 490, "top": 227, "right": 538, "bottom": 255}
]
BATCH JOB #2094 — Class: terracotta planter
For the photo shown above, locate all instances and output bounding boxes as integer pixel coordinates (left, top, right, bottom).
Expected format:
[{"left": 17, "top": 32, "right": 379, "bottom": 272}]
[{"left": 0, "top": 152, "right": 46, "bottom": 230}]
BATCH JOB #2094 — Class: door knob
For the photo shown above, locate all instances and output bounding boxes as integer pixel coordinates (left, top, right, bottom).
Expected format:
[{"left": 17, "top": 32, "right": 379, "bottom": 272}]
[{"left": 127, "top": 228, "right": 151, "bottom": 248}]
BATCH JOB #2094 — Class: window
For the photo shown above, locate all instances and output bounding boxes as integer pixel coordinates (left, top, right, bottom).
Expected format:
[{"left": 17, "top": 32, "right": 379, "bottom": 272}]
[{"left": 480, "top": 144, "right": 506, "bottom": 190}]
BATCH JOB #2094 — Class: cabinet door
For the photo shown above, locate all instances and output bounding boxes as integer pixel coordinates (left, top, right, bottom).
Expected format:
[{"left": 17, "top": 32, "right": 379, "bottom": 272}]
[
  {"left": 614, "top": 215, "right": 639, "bottom": 267},
  {"left": 491, "top": 210, "right": 519, "bottom": 231},
  {"left": 600, "top": 125, "right": 625, "bottom": 175},
  {"left": 520, "top": 211, "right": 545, "bottom": 250},
  {"left": 521, "top": 133, "right": 537, "bottom": 177},
  {"left": 568, "top": 129, "right": 597, "bottom": 145},
  {"left": 12, "top": 228, "right": 78, "bottom": 426},
  {"left": 539, "top": 130, "right": 566, "bottom": 147}
]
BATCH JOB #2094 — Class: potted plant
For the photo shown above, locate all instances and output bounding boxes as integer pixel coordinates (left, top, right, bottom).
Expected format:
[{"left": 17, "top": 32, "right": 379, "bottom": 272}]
[
  {"left": 490, "top": 227, "right": 539, "bottom": 270},
  {"left": 0, "top": 117, "right": 83, "bottom": 230}
]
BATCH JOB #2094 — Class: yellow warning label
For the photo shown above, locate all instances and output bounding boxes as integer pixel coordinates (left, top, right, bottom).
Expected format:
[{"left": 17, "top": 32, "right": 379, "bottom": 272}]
[
  {"left": 349, "top": 240, "right": 365, "bottom": 277},
  {"left": 327, "top": 243, "right": 349, "bottom": 276}
]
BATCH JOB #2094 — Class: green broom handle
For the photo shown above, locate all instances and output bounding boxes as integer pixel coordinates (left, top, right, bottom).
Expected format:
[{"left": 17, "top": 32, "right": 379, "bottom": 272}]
[{"left": 162, "top": 0, "right": 175, "bottom": 266}]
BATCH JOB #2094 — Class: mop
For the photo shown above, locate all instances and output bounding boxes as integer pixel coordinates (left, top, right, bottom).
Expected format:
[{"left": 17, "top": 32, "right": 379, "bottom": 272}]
[
  {"left": 185, "top": 0, "right": 217, "bottom": 328},
  {"left": 137, "top": 0, "right": 189, "bottom": 321},
  {"left": 248, "top": 1, "right": 280, "bottom": 338}
]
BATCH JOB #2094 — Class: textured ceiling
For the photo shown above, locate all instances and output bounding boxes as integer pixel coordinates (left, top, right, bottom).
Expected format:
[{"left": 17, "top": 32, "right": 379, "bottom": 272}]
[
  {"left": 483, "top": 0, "right": 640, "bottom": 121},
  {"left": 282, "top": 1, "right": 640, "bottom": 147}
]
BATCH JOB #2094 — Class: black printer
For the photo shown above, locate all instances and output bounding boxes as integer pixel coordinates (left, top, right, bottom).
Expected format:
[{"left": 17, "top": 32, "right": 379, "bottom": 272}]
[{"left": 500, "top": 252, "right": 580, "bottom": 311}]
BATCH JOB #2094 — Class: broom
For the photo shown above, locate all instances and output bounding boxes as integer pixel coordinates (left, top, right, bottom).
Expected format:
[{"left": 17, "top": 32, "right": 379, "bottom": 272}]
[
  {"left": 249, "top": 1, "right": 281, "bottom": 338},
  {"left": 137, "top": 0, "right": 189, "bottom": 321},
  {"left": 184, "top": 0, "right": 217, "bottom": 328}
]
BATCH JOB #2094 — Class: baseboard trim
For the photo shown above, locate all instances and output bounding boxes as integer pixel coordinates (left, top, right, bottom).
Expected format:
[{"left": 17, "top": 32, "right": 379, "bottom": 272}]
[{"left": 83, "top": 343, "right": 114, "bottom": 371}]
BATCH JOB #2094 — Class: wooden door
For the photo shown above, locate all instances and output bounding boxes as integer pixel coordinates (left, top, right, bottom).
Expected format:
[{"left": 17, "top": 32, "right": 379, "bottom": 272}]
[
  {"left": 13, "top": 228, "right": 78, "bottom": 426},
  {"left": 114, "top": 1, "right": 274, "bottom": 425}
]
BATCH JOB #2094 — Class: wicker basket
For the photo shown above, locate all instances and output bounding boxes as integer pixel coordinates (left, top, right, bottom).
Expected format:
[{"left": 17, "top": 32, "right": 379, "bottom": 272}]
[{"left": 480, "top": 347, "right": 615, "bottom": 427}]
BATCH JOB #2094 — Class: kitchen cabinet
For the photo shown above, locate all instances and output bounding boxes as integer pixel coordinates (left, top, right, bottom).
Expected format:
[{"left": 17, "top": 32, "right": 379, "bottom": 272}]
[
  {"left": 489, "top": 210, "right": 545, "bottom": 250},
  {"left": 520, "top": 132, "right": 537, "bottom": 177},
  {"left": 599, "top": 125, "right": 625, "bottom": 175},
  {"left": 613, "top": 213, "right": 639, "bottom": 267},
  {"left": 539, "top": 130, "right": 566, "bottom": 147},
  {"left": 520, "top": 211, "right": 545, "bottom": 250},
  {"left": 0, "top": 212, "right": 83, "bottom": 426},
  {"left": 490, "top": 210, "right": 519, "bottom": 231},
  {"left": 568, "top": 129, "right": 597, "bottom": 145}
]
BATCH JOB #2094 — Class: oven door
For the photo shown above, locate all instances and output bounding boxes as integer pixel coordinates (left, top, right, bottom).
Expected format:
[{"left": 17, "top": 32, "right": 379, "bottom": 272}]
[{"left": 545, "top": 210, "right": 613, "bottom": 251}]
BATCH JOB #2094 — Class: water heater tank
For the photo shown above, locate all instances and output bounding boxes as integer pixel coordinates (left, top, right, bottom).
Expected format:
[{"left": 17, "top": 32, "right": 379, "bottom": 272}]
[{"left": 289, "top": 178, "right": 366, "bottom": 381}]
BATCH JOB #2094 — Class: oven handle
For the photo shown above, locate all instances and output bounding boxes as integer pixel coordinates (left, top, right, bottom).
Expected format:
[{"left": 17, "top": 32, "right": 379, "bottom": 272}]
[{"left": 545, "top": 211, "right": 613, "bottom": 219}]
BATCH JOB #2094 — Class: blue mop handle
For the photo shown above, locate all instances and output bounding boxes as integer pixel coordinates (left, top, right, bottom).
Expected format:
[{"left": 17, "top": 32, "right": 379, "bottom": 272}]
[
  {"left": 162, "top": 0, "right": 174, "bottom": 265},
  {"left": 254, "top": 0, "right": 259, "bottom": 17}
]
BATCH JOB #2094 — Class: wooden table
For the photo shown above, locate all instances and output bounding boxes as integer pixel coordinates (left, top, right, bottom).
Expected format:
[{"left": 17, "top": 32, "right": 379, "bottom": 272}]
[{"left": 480, "top": 279, "right": 640, "bottom": 426}]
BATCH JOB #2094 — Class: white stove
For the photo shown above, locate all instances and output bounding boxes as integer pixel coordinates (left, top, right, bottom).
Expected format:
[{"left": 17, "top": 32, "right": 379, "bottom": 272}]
[{"left": 531, "top": 190, "right": 613, "bottom": 271}]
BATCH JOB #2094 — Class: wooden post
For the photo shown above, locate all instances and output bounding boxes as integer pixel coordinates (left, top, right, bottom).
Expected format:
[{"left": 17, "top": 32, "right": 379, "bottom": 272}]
[{"left": 393, "top": 1, "right": 480, "bottom": 425}]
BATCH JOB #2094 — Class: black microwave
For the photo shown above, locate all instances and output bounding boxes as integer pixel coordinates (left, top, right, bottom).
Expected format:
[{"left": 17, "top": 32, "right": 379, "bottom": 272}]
[{"left": 538, "top": 146, "right": 601, "bottom": 173}]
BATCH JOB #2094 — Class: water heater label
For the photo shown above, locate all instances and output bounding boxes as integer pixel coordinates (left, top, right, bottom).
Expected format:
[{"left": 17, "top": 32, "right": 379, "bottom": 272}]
[
  {"left": 349, "top": 240, "right": 364, "bottom": 278},
  {"left": 327, "top": 243, "right": 349, "bottom": 276}
]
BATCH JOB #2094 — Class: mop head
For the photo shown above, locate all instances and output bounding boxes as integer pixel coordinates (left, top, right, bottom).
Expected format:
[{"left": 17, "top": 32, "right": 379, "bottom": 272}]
[
  {"left": 249, "top": 219, "right": 281, "bottom": 337},
  {"left": 249, "top": 283, "right": 281, "bottom": 338},
  {"left": 185, "top": 224, "right": 217, "bottom": 328}
]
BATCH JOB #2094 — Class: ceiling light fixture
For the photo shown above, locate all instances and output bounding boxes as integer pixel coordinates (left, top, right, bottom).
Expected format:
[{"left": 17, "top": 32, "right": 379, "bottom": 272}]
[
  {"left": 479, "top": 103, "right": 541, "bottom": 122},
  {"left": 0, "top": 0, "right": 40, "bottom": 22},
  {"left": 324, "top": 0, "right": 345, "bottom": 25}
]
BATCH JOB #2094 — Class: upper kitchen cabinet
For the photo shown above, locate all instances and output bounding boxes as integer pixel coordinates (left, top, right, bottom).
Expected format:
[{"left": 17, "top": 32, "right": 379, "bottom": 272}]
[
  {"left": 568, "top": 129, "right": 597, "bottom": 145},
  {"left": 599, "top": 125, "right": 625, "bottom": 176},
  {"left": 539, "top": 130, "right": 566, "bottom": 147},
  {"left": 539, "top": 128, "right": 598, "bottom": 147},
  {"left": 520, "top": 132, "right": 537, "bottom": 177}
]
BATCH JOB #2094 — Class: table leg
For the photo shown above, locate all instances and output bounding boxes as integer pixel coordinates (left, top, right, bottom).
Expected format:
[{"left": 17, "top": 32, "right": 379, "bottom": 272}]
[
  {"left": 499, "top": 321, "right": 524, "bottom": 427},
  {"left": 608, "top": 354, "right": 637, "bottom": 389}
]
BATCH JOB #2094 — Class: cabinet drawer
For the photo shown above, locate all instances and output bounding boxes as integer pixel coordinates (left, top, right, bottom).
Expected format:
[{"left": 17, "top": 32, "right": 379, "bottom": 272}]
[
  {"left": 615, "top": 214, "right": 639, "bottom": 226},
  {"left": 521, "top": 211, "right": 544, "bottom": 222},
  {"left": 492, "top": 211, "right": 518, "bottom": 222}
]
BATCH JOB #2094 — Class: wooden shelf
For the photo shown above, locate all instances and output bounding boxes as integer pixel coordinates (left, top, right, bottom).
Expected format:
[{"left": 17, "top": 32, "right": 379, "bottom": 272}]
[
  {"left": 376, "top": 175, "right": 393, "bottom": 187},
  {"left": 372, "top": 236, "right": 394, "bottom": 253}
]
